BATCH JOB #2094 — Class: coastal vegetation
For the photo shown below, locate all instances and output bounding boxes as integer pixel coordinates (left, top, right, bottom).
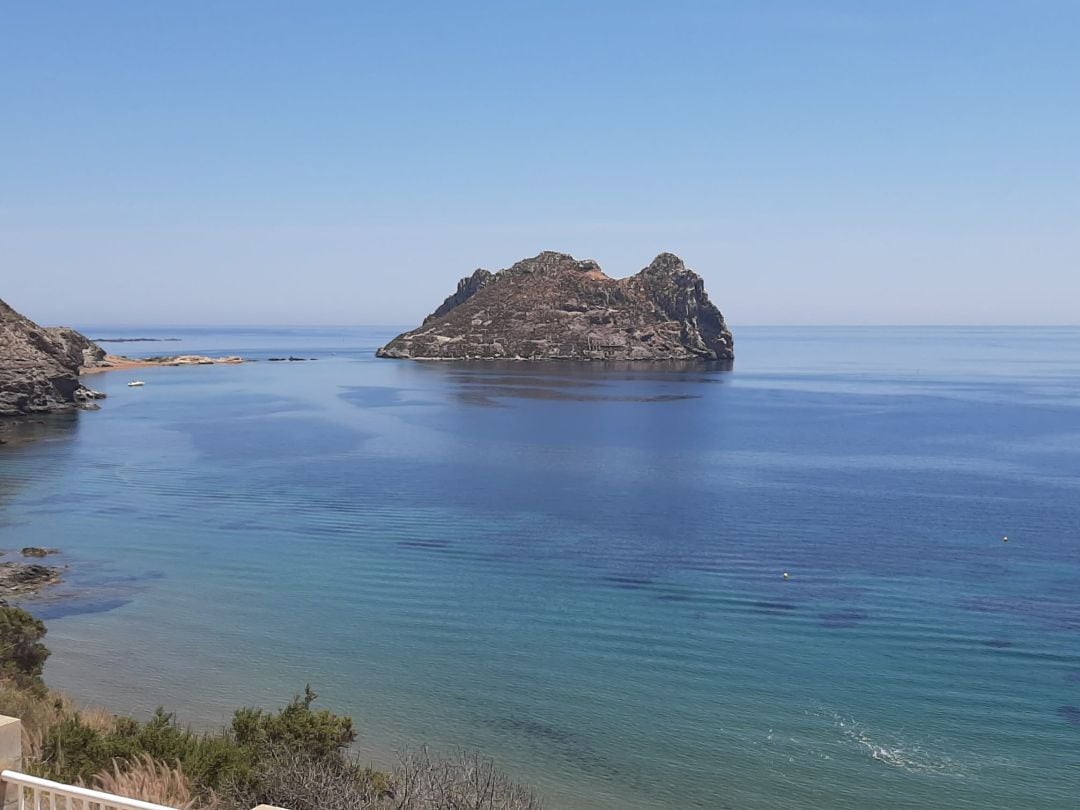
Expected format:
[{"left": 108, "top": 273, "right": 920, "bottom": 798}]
[{"left": 0, "top": 604, "right": 541, "bottom": 809}]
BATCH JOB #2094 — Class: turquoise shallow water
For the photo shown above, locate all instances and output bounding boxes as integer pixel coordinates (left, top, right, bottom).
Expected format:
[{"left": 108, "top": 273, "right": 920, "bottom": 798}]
[{"left": 1, "top": 326, "right": 1079, "bottom": 809}]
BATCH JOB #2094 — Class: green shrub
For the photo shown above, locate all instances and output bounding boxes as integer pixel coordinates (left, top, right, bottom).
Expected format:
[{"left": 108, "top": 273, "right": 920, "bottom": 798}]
[
  {"left": 122, "top": 709, "right": 256, "bottom": 793},
  {"left": 34, "top": 708, "right": 245, "bottom": 791},
  {"left": 33, "top": 691, "right": 358, "bottom": 800},
  {"left": 0, "top": 604, "right": 49, "bottom": 690},
  {"left": 231, "top": 685, "right": 355, "bottom": 760},
  {"left": 38, "top": 714, "right": 122, "bottom": 782}
]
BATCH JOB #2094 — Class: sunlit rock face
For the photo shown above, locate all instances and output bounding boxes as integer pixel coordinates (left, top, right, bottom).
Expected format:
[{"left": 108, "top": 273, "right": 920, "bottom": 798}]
[
  {"left": 0, "top": 298, "right": 104, "bottom": 416},
  {"left": 377, "top": 252, "right": 734, "bottom": 362}
]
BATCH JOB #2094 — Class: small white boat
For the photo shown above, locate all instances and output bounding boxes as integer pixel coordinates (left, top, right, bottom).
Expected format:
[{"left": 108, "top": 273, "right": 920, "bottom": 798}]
[{"left": 127, "top": 381, "right": 145, "bottom": 387}]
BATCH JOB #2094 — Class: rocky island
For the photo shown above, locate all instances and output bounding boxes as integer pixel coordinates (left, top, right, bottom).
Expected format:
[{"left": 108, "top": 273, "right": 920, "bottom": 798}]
[{"left": 377, "top": 251, "right": 734, "bottom": 361}]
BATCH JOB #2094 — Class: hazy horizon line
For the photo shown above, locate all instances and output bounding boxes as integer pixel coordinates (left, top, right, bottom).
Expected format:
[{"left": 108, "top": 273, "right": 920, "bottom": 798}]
[{"left": 74, "top": 322, "right": 1080, "bottom": 332}]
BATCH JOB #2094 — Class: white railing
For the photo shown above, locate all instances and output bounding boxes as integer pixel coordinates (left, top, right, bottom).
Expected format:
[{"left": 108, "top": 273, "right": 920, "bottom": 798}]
[{"left": 1, "top": 770, "right": 178, "bottom": 810}]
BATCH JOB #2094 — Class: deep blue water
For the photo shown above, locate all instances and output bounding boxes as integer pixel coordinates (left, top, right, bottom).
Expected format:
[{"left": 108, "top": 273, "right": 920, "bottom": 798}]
[{"left": 2, "top": 326, "right": 1079, "bottom": 809}]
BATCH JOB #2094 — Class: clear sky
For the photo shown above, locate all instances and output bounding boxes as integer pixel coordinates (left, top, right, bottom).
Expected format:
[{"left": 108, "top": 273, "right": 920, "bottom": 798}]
[{"left": 2, "top": 1, "right": 1077, "bottom": 326}]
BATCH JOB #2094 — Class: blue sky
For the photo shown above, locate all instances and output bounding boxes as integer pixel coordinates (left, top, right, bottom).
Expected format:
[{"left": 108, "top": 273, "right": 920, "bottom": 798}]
[{"left": 2, "top": 1, "right": 1077, "bottom": 325}]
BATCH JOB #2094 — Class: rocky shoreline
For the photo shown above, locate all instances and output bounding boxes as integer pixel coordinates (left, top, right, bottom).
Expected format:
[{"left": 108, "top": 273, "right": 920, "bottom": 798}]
[
  {"left": 0, "top": 548, "right": 64, "bottom": 599},
  {"left": 2, "top": 296, "right": 256, "bottom": 420},
  {"left": 1, "top": 298, "right": 109, "bottom": 416}
]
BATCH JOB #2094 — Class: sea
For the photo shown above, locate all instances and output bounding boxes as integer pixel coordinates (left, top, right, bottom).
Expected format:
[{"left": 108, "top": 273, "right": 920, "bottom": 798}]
[{"left": 1, "top": 325, "right": 1078, "bottom": 810}]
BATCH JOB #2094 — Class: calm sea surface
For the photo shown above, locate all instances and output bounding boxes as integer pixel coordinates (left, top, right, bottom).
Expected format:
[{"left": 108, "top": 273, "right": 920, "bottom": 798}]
[{"left": 1, "top": 326, "right": 1078, "bottom": 809}]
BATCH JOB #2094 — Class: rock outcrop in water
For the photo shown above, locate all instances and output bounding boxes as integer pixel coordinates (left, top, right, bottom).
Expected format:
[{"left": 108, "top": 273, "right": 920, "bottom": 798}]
[
  {"left": 0, "top": 560, "right": 62, "bottom": 596},
  {"left": 0, "top": 298, "right": 107, "bottom": 416},
  {"left": 377, "top": 252, "right": 734, "bottom": 361}
]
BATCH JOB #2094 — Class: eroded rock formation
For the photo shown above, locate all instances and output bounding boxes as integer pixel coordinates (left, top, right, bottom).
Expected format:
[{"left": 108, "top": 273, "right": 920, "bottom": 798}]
[
  {"left": 377, "top": 252, "right": 734, "bottom": 361},
  {"left": 0, "top": 298, "right": 106, "bottom": 416}
]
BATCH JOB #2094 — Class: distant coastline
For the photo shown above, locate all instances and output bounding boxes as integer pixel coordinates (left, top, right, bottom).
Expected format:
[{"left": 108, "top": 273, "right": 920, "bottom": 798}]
[
  {"left": 81, "top": 354, "right": 246, "bottom": 375},
  {"left": 90, "top": 337, "right": 182, "bottom": 343}
]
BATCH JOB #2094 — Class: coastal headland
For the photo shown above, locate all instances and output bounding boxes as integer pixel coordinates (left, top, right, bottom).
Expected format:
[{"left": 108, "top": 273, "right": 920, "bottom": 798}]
[{"left": 1, "top": 296, "right": 251, "bottom": 419}]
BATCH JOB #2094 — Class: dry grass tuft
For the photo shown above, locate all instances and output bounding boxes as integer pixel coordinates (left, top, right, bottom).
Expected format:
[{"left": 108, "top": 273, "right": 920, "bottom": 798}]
[
  {"left": 0, "top": 681, "right": 64, "bottom": 758},
  {"left": 89, "top": 753, "right": 219, "bottom": 809},
  {"left": 0, "top": 682, "right": 120, "bottom": 762},
  {"left": 69, "top": 701, "right": 118, "bottom": 734}
]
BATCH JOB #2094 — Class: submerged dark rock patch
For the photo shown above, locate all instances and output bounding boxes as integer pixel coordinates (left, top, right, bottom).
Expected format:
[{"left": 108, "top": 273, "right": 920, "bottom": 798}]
[
  {"left": 488, "top": 715, "right": 621, "bottom": 780},
  {"left": 656, "top": 592, "right": 694, "bottom": 603},
  {"left": 753, "top": 600, "right": 799, "bottom": 613},
  {"left": 600, "top": 574, "right": 654, "bottom": 590},
  {"left": 958, "top": 595, "right": 1080, "bottom": 632},
  {"left": 29, "top": 596, "right": 131, "bottom": 621},
  {"left": 449, "top": 373, "right": 605, "bottom": 389},
  {"left": 339, "top": 386, "right": 411, "bottom": 408},
  {"left": 496, "top": 716, "right": 576, "bottom": 746},
  {"left": 1057, "top": 705, "right": 1080, "bottom": 725},
  {"left": 819, "top": 609, "right": 868, "bottom": 629},
  {"left": 454, "top": 391, "right": 506, "bottom": 408},
  {"left": 398, "top": 539, "right": 451, "bottom": 550},
  {"left": 452, "top": 383, "right": 701, "bottom": 404}
]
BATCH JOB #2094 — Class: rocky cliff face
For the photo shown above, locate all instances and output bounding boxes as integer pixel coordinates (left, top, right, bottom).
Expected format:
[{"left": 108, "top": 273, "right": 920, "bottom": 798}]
[
  {"left": 377, "top": 252, "right": 734, "bottom": 362},
  {"left": 0, "top": 298, "right": 105, "bottom": 416}
]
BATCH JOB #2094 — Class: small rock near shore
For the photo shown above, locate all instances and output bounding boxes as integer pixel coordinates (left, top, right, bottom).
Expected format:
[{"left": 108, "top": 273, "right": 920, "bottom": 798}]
[{"left": 21, "top": 547, "right": 59, "bottom": 558}]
